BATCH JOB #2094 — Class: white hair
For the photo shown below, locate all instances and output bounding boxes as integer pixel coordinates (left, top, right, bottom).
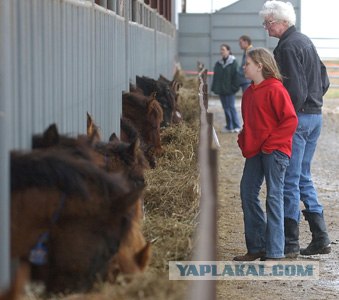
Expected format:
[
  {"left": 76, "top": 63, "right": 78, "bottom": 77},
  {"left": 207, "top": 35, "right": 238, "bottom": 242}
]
[{"left": 259, "top": 0, "right": 296, "bottom": 26}]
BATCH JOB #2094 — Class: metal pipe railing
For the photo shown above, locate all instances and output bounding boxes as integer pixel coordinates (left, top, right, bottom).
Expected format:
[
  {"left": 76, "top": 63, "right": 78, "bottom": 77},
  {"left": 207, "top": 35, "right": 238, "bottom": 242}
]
[{"left": 187, "top": 69, "right": 218, "bottom": 300}]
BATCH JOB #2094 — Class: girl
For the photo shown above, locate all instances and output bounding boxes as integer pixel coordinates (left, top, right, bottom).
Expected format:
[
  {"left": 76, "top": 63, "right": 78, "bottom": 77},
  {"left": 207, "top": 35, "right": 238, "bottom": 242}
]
[{"left": 234, "top": 48, "right": 298, "bottom": 261}]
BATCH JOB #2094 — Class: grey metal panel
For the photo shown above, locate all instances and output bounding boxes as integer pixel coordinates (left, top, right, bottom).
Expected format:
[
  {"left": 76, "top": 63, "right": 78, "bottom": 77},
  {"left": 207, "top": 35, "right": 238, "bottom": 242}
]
[
  {"left": 212, "top": 13, "right": 263, "bottom": 27},
  {"left": 178, "top": 35, "right": 210, "bottom": 53},
  {"left": 179, "top": 13, "right": 211, "bottom": 34}
]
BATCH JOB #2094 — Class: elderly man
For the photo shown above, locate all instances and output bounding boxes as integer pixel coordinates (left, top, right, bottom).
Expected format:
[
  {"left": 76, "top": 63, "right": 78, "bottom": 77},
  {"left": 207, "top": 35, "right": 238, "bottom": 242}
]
[{"left": 259, "top": 0, "right": 331, "bottom": 257}]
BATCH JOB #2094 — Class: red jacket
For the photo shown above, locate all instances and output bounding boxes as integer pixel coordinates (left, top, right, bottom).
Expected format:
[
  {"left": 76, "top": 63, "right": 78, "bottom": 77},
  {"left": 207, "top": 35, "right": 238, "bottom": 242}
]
[{"left": 237, "top": 78, "right": 298, "bottom": 158}]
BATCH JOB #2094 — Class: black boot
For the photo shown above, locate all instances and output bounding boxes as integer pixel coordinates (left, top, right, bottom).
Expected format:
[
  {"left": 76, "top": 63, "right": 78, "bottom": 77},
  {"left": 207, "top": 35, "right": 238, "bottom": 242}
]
[
  {"left": 284, "top": 218, "right": 300, "bottom": 258},
  {"left": 300, "top": 210, "right": 331, "bottom": 255}
]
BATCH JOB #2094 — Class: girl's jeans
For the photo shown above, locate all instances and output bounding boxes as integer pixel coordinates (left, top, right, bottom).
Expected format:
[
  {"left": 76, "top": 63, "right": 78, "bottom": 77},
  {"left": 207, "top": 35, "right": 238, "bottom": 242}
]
[{"left": 240, "top": 151, "right": 289, "bottom": 258}]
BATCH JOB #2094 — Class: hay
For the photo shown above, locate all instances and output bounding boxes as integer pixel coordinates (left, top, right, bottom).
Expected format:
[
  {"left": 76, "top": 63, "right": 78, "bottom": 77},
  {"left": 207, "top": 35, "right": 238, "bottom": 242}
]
[{"left": 144, "top": 124, "right": 199, "bottom": 218}]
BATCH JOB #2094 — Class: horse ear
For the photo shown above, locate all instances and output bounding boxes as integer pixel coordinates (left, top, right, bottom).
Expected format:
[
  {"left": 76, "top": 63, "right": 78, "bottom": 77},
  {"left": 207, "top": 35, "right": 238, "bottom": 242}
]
[
  {"left": 87, "top": 112, "right": 101, "bottom": 143},
  {"left": 109, "top": 132, "right": 119, "bottom": 142},
  {"left": 86, "top": 112, "right": 94, "bottom": 136},
  {"left": 42, "top": 123, "right": 60, "bottom": 146}
]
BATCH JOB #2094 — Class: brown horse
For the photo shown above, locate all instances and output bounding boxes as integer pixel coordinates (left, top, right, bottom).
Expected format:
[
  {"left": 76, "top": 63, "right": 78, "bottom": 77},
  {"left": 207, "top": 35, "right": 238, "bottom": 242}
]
[
  {"left": 122, "top": 90, "right": 163, "bottom": 156},
  {"left": 136, "top": 75, "right": 175, "bottom": 127},
  {"left": 11, "top": 147, "right": 144, "bottom": 293},
  {"left": 158, "top": 74, "right": 183, "bottom": 124},
  {"left": 120, "top": 116, "right": 157, "bottom": 169},
  {"left": 30, "top": 123, "right": 151, "bottom": 292}
]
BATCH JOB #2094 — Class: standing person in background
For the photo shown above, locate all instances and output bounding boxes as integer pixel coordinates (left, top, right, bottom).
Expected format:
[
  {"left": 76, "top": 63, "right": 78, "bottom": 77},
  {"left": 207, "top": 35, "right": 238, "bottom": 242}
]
[
  {"left": 234, "top": 47, "right": 297, "bottom": 261},
  {"left": 259, "top": 0, "right": 331, "bottom": 258},
  {"left": 211, "top": 44, "right": 241, "bottom": 133},
  {"left": 238, "top": 35, "right": 253, "bottom": 92}
]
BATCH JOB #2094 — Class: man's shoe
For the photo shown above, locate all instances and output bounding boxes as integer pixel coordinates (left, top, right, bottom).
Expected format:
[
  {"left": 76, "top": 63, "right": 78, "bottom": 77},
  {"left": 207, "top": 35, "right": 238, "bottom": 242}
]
[
  {"left": 300, "top": 211, "right": 331, "bottom": 255},
  {"left": 300, "top": 243, "right": 331, "bottom": 255},
  {"left": 233, "top": 252, "right": 265, "bottom": 261}
]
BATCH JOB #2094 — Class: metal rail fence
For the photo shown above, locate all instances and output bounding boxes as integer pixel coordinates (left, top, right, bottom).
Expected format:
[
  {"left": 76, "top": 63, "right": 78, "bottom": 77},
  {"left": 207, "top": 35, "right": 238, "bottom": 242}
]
[
  {"left": 187, "top": 69, "right": 218, "bottom": 300},
  {"left": 0, "top": 0, "right": 176, "bottom": 290}
]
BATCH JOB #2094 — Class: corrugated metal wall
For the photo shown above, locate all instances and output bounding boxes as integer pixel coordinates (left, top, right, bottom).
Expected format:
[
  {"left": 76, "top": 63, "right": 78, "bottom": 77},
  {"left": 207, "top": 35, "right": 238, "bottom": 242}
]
[
  {"left": 0, "top": 0, "right": 176, "bottom": 289},
  {"left": 178, "top": 0, "right": 301, "bottom": 81}
]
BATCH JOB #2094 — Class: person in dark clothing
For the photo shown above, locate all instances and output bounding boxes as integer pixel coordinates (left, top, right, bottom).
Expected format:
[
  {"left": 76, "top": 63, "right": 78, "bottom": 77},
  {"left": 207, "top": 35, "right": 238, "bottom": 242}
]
[
  {"left": 238, "top": 35, "right": 253, "bottom": 93},
  {"left": 259, "top": 0, "right": 331, "bottom": 258},
  {"left": 211, "top": 44, "right": 241, "bottom": 133}
]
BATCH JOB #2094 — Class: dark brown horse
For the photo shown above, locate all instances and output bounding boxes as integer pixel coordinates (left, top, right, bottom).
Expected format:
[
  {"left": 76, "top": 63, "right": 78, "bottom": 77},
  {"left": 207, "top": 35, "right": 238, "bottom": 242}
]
[
  {"left": 11, "top": 147, "right": 144, "bottom": 293},
  {"left": 29, "top": 123, "right": 151, "bottom": 292},
  {"left": 158, "top": 74, "right": 183, "bottom": 124},
  {"left": 136, "top": 75, "right": 175, "bottom": 127}
]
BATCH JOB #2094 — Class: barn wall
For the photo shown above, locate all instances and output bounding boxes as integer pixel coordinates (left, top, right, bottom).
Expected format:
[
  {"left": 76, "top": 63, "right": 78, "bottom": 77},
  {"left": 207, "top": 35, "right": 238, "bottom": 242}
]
[
  {"left": 178, "top": 0, "right": 301, "bottom": 86},
  {"left": 1, "top": 0, "right": 176, "bottom": 148},
  {"left": 0, "top": 0, "right": 176, "bottom": 289}
]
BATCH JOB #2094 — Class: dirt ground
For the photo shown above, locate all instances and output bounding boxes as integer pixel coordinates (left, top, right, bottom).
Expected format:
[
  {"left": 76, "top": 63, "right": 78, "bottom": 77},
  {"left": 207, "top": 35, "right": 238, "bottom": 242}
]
[{"left": 208, "top": 96, "right": 339, "bottom": 300}]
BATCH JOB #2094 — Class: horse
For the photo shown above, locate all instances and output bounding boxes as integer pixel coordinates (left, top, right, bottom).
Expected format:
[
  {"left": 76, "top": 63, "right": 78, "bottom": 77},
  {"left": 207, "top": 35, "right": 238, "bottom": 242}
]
[
  {"left": 122, "top": 90, "right": 163, "bottom": 156},
  {"left": 11, "top": 147, "right": 145, "bottom": 293},
  {"left": 136, "top": 75, "right": 175, "bottom": 127},
  {"left": 158, "top": 74, "right": 183, "bottom": 124},
  {"left": 120, "top": 116, "right": 157, "bottom": 169},
  {"left": 29, "top": 123, "right": 151, "bottom": 292}
]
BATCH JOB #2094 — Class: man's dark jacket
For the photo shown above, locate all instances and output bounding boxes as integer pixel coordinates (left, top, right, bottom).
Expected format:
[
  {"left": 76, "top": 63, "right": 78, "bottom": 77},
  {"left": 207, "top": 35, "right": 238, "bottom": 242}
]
[{"left": 273, "top": 26, "right": 330, "bottom": 114}]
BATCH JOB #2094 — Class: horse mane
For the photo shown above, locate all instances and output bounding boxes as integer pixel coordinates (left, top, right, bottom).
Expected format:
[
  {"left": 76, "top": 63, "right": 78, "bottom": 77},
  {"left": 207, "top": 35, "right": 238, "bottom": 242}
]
[{"left": 10, "top": 149, "right": 134, "bottom": 203}]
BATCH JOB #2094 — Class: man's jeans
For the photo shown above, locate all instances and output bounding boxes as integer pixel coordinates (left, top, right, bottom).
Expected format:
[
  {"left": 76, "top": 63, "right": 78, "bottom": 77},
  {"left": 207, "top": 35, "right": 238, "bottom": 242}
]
[
  {"left": 284, "top": 113, "right": 324, "bottom": 222},
  {"left": 219, "top": 94, "right": 241, "bottom": 130},
  {"left": 240, "top": 151, "right": 289, "bottom": 258}
]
